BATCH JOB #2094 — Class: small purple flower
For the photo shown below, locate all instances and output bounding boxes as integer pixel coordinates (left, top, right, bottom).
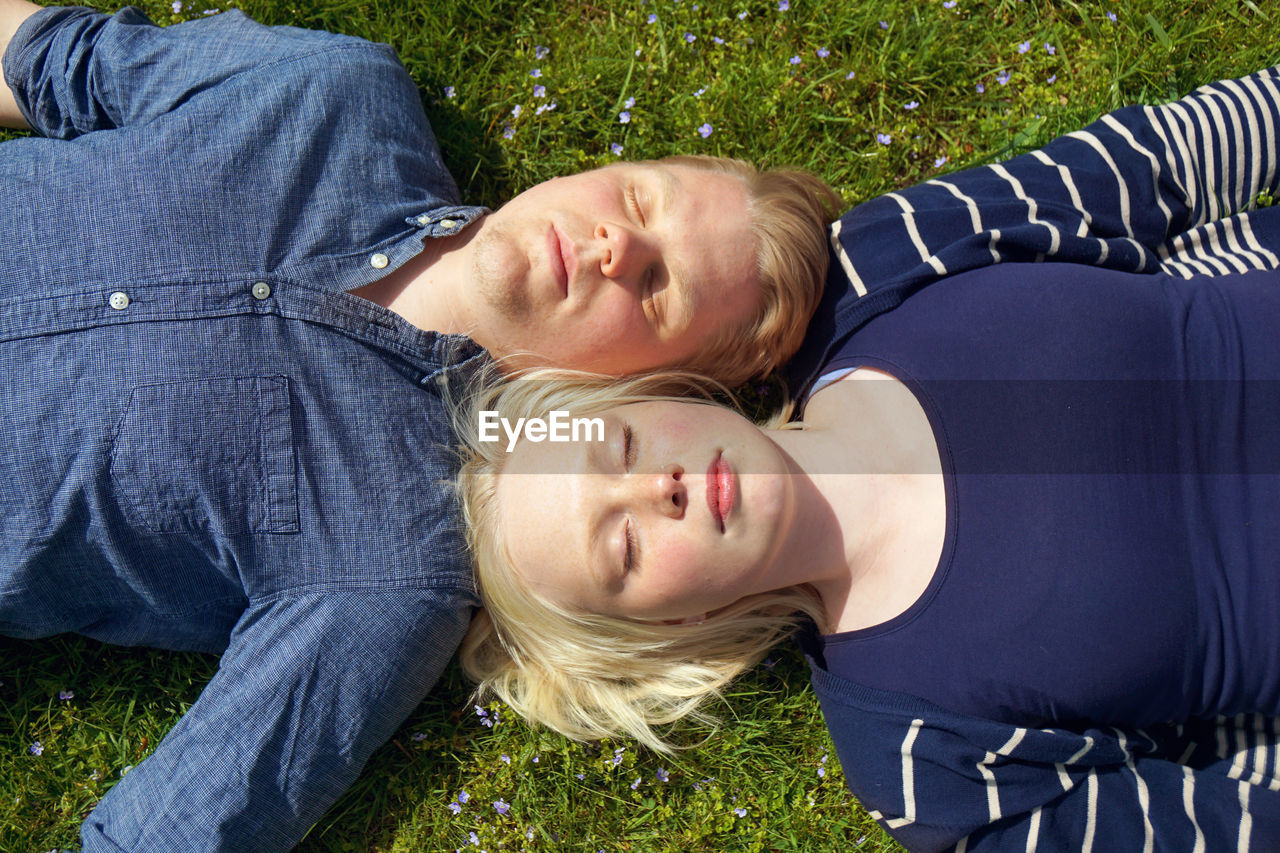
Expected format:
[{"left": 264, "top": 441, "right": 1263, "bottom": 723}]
[
  {"left": 817, "top": 764, "right": 826, "bottom": 777},
  {"left": 443, "top": 86, "right": 456, "bottom": 99},
  {"left": 171, "top": 0, "right": 182, "bottom": 13},
  {"left": 28, "top": 741, "right": 43, "bottom": 756},
  {"left": 697, "top": 123, "right": 713, "bottom": 138},
  {"left": 469, "top": 831, "right": 480, "bottom": 845},
  {"left": 904, "top": 100, "right": 919, "bottom": 110},
  {"left": 511, "top": 104, "right": 522, "bottom": 118},
  {"left": 817, "top": 47, "right": 830, "bottom": 58},
  {"left": 876, "top": 132, "right": 891, "bottom": 145},
  {"left": 411, "top": 732, "right": 427, "bottom": 742},
  {"left": 738, "top": 10, "right": 748, "bottom": 19},
  {"left": 647, "top": 13, "right": 657, "bottom": 23},
  {"left": 1047, "top": 74, "right": 1057, "bottom": 84},
  {"left": 656, "top": 768, "right": 670, "bottom": 782},
  {"left": 934, "top": 155, "right": 948, "bottom": 167},
  {"left": 481, "top": 716, "right": 495, "bottom": 726},
  {"left": 1107, "top": 11, "right": 1117, "bottom": 21},
  {"left": 610, "top": 142, "right": 624, "bottom": 156},
  {"left": 996, "top": 70, "right": 1010, "bottom": 86},
  {"left": 459, "top": 790, "right": 471, "bottom": 804},
  {"left": 576, "top": 772, "right": 586, "bottom": 780},
  {"left": 535, "top": 102, "right": 557, "bottom": 115},
  {"left": 846, "top": 70, "right": 856, "bottom": 79},
  {"left": 789, "top": 55, "right": 801, "bottom": 65},
  {"left": 1044, "top": 42, "right": 1055, "bottom": 55},
  {"left": 612, "top": 747, "right": 626, "bottom": 765},
  {"left": 879, "top": 20, "right": 889, "bottom": 29},
  {"left": 733, "top": 807, "right": 748, "bottom": 817},
  {"left": 535, "top": 45, "right": 549, "bottom": 59},
  {"left": 533, "top": 84, "right": 547, "bottom": 98},
  {"left": 713, "top": 36, "right": 724, "bottom": 44},
  {"left": 630, "top": 777, "right": 642, "bottom": 790},
  {"left": 976, "top": 82, "right": 985, "bottom": 93},
  {"left": 502, "top": 125, "right": 515, "bottom": 140},
  {"left": 624, "top": 97, "right": 635, "bottom": 109},
  {"left": 500, "top": 754, "right": 511, "bottom": 764},
  {"left": 619, "top": 111, "right": 631, "bottom": 124},
  {"left": 530, "top": 68, "right": 542, "bottom": 78},
  {"left": 493, "top": 799, "right": 510, "bottom": 815},
  {"left": 58, "top": 690, "right": 74, "bottom": 701},
  {"left": 448, "top": 802, "right": 462, "bottom": 815},
  {"left": 763, "top": 657, "right": 778, "bottom": 670},
  {"left": 943, "top": 0, "right": 956, "bottom": 7},
  {"left": 1017, "top": 41, "right": 1030, "bottom": 54},
  {"left": 778, "top": 0, "right": 789, "bottom": 10},
  {"left": 475, "top": 704, "right": 487, "bottom": 717},
  {"left": 685, "top": 32, "right": 696, "bottom": 43}
]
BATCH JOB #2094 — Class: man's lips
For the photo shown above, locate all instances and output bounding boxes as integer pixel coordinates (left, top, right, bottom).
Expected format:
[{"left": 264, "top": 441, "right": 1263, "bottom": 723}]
[
  {"left": 706, "top": 452, "right": 735, "bottom": 532},
  {"left": 547, "top": 226, "right": 568, "bottom": 296}
]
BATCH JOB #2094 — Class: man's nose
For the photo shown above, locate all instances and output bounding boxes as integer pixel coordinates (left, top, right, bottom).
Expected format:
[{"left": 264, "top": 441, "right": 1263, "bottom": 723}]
[
  {"left": 624, "top": 463, "right": 686, "bottom": 519},
  {"left": 595, "top": 222, "right": 652, "bottom": 285}
]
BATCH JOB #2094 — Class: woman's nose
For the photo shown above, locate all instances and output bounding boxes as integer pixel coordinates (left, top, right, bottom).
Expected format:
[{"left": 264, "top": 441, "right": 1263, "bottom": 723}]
[{"left": 632, "top": 463, "right": 685, "bottom": 518}]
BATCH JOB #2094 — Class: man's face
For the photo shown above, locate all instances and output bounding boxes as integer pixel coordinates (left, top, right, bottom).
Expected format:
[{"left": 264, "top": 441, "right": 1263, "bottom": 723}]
[{"left": 461, "top": 163, "right": 760, "bottom": 374}]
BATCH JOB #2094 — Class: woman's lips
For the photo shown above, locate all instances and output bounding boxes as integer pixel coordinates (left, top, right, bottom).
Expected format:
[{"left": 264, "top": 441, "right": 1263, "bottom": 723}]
[{"left": 706, "top": 452, "right": 735, "bottom": 532}]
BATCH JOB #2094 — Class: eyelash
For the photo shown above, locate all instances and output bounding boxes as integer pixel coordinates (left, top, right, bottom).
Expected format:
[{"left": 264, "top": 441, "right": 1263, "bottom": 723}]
[
  {"left": 626, "top": 186, "right": 646, "bottom": 226},
  {"left": 623, "top": 424, "right": 637, "bottom": 572}
]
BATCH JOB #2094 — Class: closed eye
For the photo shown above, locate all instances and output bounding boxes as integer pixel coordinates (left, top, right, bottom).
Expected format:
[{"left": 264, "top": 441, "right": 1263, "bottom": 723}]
[{"left": 626, "top": 185, "right": 646, "bottom": 227}]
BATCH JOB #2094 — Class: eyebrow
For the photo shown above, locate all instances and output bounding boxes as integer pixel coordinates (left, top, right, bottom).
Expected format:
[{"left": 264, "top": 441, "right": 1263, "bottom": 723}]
[{"left": 654, "top": 168, "right": 697, "bottom": 330}]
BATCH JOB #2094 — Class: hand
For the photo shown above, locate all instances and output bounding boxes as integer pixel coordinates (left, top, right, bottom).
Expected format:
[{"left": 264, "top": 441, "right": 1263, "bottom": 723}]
[{"left": 0, "top": 0, "right": 43, "bottom": 129}]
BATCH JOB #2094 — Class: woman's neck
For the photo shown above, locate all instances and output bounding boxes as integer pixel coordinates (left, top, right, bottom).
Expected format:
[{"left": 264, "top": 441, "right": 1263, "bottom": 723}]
[{"left": 765, "top": 371, "right": 947, "bottom": 632}]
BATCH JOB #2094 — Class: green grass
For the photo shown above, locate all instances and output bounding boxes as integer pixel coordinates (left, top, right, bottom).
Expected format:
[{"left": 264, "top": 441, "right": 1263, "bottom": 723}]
[{"left": 3, "top": 0, "right": 1278, "bottom": 850}]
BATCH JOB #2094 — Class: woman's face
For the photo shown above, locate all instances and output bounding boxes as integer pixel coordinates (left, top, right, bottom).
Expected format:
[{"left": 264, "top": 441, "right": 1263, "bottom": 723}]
[{"left": 493, "top": 400, "right": 796, "bottom": 623}]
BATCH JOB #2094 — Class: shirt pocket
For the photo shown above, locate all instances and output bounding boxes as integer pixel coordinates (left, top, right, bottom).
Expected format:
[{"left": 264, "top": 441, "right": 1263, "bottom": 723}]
[{"left": 110, "top": 376, "right": 300, "bottom": 534}]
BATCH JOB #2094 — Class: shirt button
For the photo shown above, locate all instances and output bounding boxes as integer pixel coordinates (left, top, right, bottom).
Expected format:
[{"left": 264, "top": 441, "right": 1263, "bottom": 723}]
[
  {"left": 108, "top": 291, "right": 130, "bottom": 310},
  {"left": 440, "top": 219, "right": 457, "bottom": 230},
  {"left": 416, "top": 215, "right": 430, "bottom": 226},
  {"left": 370, "top": 253, "right": 389, "bottom": 269},
  {"left": 251, "top": 281, "right": 272, "bottom": 300}
]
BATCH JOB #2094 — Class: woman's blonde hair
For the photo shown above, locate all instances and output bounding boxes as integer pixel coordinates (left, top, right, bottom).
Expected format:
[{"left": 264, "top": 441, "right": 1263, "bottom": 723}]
[
  {"left": 653, "top": 155, "right": 843, "bottom": 385},
  {"left": 453, "top": 368, "right": 825, "bottom": 752}
]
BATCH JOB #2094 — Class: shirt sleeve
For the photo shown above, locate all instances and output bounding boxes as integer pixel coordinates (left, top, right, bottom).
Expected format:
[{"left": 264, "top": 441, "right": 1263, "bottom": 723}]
[
  {"left": 829, "top": 64, "right": 1280, "bottom": 294},
  {"left": 2, "top": 5, "right": 398, "bottom": 138},
  {"left": 74, "top": 589, "right": 471, "bottom": 853}
]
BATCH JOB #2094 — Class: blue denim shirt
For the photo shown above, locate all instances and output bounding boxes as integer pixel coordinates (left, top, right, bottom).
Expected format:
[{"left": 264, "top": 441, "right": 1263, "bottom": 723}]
[{"left": 1, "top": 6, "right": 488, "bottom": 850}]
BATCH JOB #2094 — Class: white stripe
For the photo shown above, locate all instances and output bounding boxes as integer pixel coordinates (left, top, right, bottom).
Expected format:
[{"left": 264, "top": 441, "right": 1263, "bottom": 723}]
[
  {"left": 1181, "top": 94, "right": 1226, "bottom": 224},
  {"left": 1141, "top": 105, "right": 1193, "bottom": 213},
  {"left": 927, "top": 179, "right": 985, "bottom": 233},
  {"left": 1056, "top": 762, "right": 1073, "bottom": 792},
  {"left": 1203, "top": 222, "right": 1253, "bottom": 272},
  {"left": 1030, "top": 149, "right": 1093, "bottom": 238},
  {"left": 1066, "top": 736, "right": 1096, "bottom": 765},
  {"left": 1221, "top": 216, "right": 1271, "bottom": 269},
  {"left": 1064, "top": 130, "right": 1137, "bottom": 240},
  {"left": 1199, "top": 85, "right": 1249, "bottom": 214},
  {"left": 1149, "top": 102, "right": 1200, "bottom": 225},
  {"left": 978, "top": 752, "right": 1002, "bottom": 821},
  {"left": 955, "top": 837, "right": 969, "bottom": 853},
  {"left": 1271, "top": 717, "right": 1280, "bottom": 792},
  {"left": 1218, "top": 715, "right": 1232, "bottom": 759},
  {"left": 1236, "top": 213, "right": 1280, "bottom": 267},
  {"left": 886, "top": 193, "right": 947, "bottom": 274},
  {"left": 1238, "top": 781, "right": 1253, "bottom": 853},
  {"left": 1116, "top": 731, "right": 1155, "bottom": 853},
  {"left": 827, "top": 220, "right": 867, "bottom": 297},
  {"left": 1169, "top": 231, "right": 1231, "bottom": 274},
  {"left": 1239, "top": 73, "right": 1279, "bottom": 193},
  {"left": 1082, "top": 771, "right": 1099, "bottom": 853},
  {"left": 1219, "top": 79, "right": 1265, "bottom": 210},
  {"left": 990, "top": 163, "right": 1062, "bottom": 255},
  {"left": 1250, "top": 714, "right": 1269, "bottom": 787},
  {"left": 895, "top": 719, "right": 923, "bottom": 828},
  {"left": 1177, "top": 742, "right": 1199, "bottom": 765},
  {"left": 997, "top": 728, "right": 1028, "bottom": 756},
  {"left": 1230, "top": 713, "right": 1250, "bottom": 780},
  {"left": 1025, "top": 806, "right": 1042, "bottom": 853},
  {"left": 1101, "top": 113, "right": 1175, "bottom": 231},
  {"left": 1183, "top": 766, "right": 1206, "bottom": 853}
]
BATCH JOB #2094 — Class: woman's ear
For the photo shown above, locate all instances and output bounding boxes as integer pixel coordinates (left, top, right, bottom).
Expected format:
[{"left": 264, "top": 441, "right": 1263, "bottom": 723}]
[{"left": 663, "top": 613, "right": 707, "bottom": 626}]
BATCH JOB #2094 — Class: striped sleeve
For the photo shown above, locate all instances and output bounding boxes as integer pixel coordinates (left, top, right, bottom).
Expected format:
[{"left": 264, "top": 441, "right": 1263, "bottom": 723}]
[
  {"left": 830, "top": 65, "right": 1280, "bottom": 290},
  {"left": 808, "top": 663, "right": 1280, "bottom": 853}
]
